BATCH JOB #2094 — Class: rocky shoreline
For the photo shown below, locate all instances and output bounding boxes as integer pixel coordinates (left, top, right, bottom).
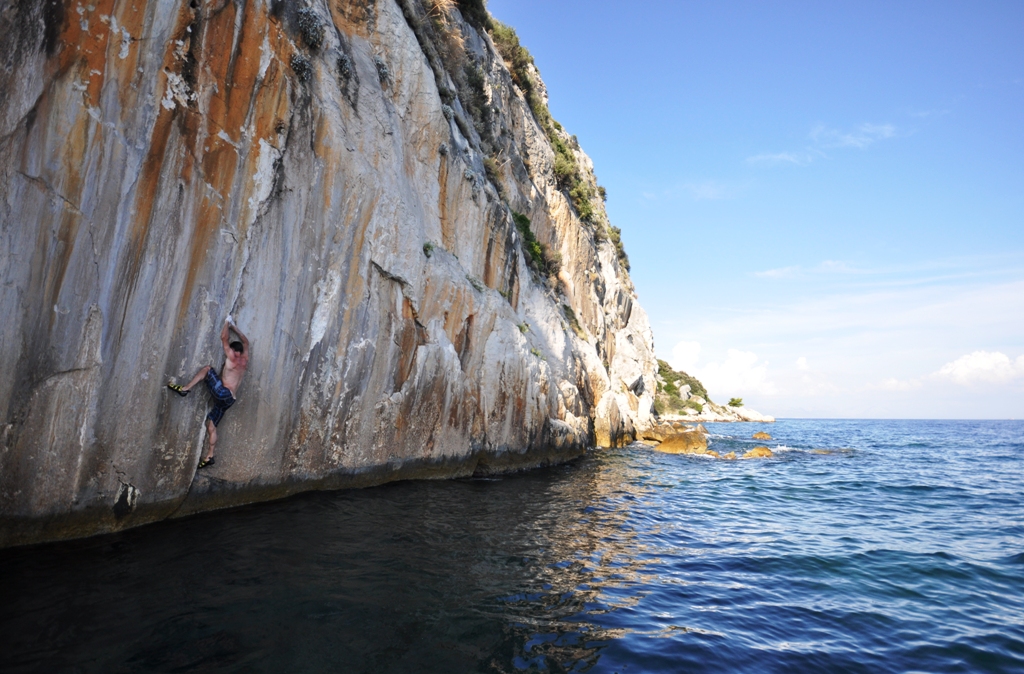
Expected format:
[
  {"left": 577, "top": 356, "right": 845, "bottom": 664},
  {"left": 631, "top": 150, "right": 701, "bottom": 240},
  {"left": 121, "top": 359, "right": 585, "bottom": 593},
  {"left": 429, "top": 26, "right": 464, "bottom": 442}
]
[
  {"left": 659, "top": 402, "right": 775, "bottom": 423},
  {"left": 638, "top": 422, "right": 777, "bottom": 460}
]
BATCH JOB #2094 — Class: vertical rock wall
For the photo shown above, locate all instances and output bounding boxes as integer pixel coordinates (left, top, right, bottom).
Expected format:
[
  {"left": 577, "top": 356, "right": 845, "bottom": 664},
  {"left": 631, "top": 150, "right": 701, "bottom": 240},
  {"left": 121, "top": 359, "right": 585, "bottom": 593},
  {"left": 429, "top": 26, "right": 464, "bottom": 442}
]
[{"left": 0, "top": 0, "right": 656, "bottom": 547}]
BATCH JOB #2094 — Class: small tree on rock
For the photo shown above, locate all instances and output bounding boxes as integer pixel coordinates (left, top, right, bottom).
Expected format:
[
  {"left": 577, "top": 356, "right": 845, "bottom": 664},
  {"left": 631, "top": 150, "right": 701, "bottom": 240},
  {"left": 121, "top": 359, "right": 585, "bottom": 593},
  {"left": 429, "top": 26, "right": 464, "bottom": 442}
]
[{"left": 728, "top": 397, "right": 743, "bottom": 407}]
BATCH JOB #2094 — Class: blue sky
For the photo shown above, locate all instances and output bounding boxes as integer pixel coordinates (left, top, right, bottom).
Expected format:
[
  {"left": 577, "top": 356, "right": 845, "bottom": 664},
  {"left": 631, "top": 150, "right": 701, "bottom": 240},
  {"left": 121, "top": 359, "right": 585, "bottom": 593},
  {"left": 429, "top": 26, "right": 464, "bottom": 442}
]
[{"left": 487, "top": 0, "right": 1024, "bottom": 418}]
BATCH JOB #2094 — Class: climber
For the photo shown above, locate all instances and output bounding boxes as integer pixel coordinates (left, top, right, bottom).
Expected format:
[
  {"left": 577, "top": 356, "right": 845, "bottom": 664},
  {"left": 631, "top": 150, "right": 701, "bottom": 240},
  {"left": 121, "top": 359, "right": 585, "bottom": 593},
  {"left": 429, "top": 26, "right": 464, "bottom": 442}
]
[{"left": 167, "top": 316, "right": 250, "bottom": 469}]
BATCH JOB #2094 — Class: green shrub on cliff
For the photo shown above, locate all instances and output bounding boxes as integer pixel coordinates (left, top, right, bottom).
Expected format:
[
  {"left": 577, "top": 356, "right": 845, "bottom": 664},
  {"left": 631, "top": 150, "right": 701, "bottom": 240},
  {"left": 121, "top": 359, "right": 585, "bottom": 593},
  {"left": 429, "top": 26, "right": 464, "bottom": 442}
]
[
  {"left": 457, "top": 0, "right": 491, "bottom": 29},
  {"left": 512, "top": 211, "right": 561, "bottom": 277},
  {"left": 489, "top": 21, "right": 597, "bottom": 226},
  {"left": 728, "top": 397, "right": 744, "bottom": 408},
  {"left": 562, "top": 304, "right": 585, "bottom": 339},
  {"left": 463, "top": 63, "right": 494, "bottom": 148},
  {"left": 608, "top": 226, "right": 630, "bottom": 271},
  {"left": 415, "top": 3, "right": 631, "bottom": 272},
  {"left": 569, "top": 182, "right": 596, "bottom": 222},
  {"left": 655, "top": 360, "right": 712, "bottom": 417},
  {"left": 512, "top": 211, "right": 543, "bottom": 269}
]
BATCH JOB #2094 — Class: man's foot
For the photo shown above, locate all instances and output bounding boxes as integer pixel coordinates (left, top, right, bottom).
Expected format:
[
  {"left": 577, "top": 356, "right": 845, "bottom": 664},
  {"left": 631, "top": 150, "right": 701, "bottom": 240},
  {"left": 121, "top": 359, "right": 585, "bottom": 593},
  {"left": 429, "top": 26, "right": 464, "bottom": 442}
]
[
  {"left": 197, "top": 456, "right": 215, "bottom": 469},
  {"left": 167, "top": 383, "right": 189, "bottom": 397}
]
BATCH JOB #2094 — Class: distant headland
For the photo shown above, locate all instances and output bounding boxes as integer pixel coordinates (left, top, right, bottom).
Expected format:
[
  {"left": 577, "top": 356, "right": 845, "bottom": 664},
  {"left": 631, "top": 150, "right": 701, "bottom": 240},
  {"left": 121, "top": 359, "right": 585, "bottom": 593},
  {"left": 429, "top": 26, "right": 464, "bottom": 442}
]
[{"left": 654, "top": 360, "right": 775, "bottom": 423}]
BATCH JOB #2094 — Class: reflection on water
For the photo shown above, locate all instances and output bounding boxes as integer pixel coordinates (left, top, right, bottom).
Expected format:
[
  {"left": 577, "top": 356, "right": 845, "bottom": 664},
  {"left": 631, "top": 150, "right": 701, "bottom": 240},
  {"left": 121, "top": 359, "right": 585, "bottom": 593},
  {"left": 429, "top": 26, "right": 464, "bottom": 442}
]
[
  {"left": 3, "top": 420, "right": 1024, "bottom": 673},
  {"left": 1, "top": 450, "right": 658, "bottom": 673}
]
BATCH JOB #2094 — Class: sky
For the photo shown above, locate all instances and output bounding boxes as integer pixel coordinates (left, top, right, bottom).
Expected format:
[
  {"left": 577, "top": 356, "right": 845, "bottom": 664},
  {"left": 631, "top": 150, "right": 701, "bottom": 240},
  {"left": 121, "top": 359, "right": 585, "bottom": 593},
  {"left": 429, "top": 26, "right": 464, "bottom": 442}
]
[{"left": 487, "top": 0, "right": 1024, "bottom": 419}]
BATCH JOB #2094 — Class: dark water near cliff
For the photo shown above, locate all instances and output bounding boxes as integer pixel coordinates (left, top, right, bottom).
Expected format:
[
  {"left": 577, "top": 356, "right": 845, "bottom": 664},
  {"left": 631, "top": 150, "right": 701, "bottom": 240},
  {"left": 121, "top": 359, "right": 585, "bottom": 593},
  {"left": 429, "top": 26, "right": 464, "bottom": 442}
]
[{"left": 3, "top": 420, "right": 1024, "bottom": 673}]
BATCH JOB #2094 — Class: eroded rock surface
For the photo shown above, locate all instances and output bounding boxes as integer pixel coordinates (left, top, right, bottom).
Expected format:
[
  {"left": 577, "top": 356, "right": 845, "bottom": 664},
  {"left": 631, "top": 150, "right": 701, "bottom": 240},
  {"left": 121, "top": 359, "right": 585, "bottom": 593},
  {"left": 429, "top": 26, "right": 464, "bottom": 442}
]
[
  {"left": 0, "top": 0, "right": 656, "bottom": 546},
  {"left": 650, "top": 428, "right": 708, "bottom": 455}
]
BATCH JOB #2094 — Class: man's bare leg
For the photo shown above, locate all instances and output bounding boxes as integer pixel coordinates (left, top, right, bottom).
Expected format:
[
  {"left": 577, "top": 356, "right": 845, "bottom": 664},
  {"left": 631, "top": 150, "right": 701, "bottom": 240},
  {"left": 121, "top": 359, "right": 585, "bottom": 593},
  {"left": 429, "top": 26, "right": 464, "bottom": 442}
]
[
  {"left": 203, "top": 418, "right": 217, "bottom": 463},
  {"left": 181, "top": 365, "right": 211, "bottom": 393}
]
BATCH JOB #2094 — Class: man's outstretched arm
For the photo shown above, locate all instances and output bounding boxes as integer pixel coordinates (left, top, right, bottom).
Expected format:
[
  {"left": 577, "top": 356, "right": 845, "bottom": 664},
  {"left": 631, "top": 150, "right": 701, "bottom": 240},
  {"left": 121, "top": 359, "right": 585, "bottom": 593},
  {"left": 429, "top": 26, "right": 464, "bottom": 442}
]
[
  {"left": 229, "top": 318, "right": 250, "bottom": 353},
  {"left": 221, "top": 320, "right": 233, "bottom": 358}
]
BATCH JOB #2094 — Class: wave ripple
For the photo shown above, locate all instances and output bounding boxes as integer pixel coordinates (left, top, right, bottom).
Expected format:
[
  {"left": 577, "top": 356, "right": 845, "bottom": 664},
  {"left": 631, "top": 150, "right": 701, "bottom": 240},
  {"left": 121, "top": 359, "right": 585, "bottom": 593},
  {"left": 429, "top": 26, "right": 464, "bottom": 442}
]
[{"left": 2, "top": 419, "right": 1023, "bottom": 672}]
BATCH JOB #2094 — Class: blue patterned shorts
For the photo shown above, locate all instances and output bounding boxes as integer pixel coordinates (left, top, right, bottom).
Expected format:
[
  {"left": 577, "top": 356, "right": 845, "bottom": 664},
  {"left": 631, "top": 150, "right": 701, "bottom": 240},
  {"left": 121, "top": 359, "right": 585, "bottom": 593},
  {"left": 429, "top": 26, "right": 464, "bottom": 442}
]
[{"left": 204, "top": 368, "right": 235, "bottom": 426}]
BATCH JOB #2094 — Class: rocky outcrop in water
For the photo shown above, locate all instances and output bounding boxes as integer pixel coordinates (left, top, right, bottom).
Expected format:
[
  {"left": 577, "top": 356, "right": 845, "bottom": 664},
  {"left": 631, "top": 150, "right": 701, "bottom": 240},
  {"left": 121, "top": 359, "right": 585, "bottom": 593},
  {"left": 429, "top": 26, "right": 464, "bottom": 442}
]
[
  {"left": 0, "top": 0, "right": 656, "bottom": 546},
  {"left": 652, "top": 430, "right": 708, "bottom": 455}
]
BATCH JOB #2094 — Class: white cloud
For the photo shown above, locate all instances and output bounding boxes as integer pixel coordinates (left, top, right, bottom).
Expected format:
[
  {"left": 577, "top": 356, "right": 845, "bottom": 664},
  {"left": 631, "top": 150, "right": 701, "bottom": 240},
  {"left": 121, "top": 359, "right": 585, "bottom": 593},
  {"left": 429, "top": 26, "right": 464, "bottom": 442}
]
[
  {"left": 654, "top": 272, "right": 1024, "bottom": 417},
  {"left": 796, "top": 357, "right": 809, "bottom": 371},
  {"left": 696, "top": 349, "right": 776, "bottom": 397},
  {"left": 745, "top": 152, "right": 812, "bottom": 166},
  {"left": 753, "top": 259, "right": 864, "bottom": 279},
  {"left": 877, "top": 377, "right": 923, "bottom": 391},
  {"left": 670, "top": 340, "right": 701, "bottom": 372},
  {"left": 934, "top": 351, "right": 1024, "bottom": 386},
  {"left": 810, "top": 122, "right": 897, "bottom": 149},
  {"left": 748, "top": 122, "right": 897, "bottom": 169},
  {"left": 754, "top": 265, "right": 801, "bottom": 279},
  {"left": 816, "top": 259, "right": 860, "bottom": 273}
]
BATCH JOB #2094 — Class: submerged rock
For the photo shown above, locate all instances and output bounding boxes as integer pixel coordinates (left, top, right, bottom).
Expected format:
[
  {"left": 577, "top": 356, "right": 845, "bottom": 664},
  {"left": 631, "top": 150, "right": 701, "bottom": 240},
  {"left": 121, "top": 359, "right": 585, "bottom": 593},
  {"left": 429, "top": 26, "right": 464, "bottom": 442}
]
[
  {"left": 742, "top": 446, "right": 774, "bottom": 459},
  {"left": 654, "top": 429, "right": 709, "bottom": 455}
]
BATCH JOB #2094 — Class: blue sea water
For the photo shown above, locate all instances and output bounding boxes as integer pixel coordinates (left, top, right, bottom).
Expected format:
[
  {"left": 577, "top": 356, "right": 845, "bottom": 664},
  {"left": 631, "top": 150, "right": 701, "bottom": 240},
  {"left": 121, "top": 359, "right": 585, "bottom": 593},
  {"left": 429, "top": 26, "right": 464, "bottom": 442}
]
[{"left": 2, "top": 419, "right": 1023, "bottom": 673}]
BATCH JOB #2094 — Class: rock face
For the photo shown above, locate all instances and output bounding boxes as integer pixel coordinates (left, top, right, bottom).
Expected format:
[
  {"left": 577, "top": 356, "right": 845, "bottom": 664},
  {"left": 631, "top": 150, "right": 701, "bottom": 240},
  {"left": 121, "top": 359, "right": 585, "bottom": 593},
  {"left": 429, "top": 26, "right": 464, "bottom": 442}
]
[{"left": 0, "top": 0, "right": 656, "bottom": 547}]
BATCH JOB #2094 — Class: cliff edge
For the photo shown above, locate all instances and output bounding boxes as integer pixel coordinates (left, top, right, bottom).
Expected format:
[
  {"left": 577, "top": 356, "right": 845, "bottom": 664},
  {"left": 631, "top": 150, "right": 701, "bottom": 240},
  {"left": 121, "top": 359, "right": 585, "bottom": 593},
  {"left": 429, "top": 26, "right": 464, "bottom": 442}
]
[{"left": 0, "top": 0, "right": 656, "bottom": 547}]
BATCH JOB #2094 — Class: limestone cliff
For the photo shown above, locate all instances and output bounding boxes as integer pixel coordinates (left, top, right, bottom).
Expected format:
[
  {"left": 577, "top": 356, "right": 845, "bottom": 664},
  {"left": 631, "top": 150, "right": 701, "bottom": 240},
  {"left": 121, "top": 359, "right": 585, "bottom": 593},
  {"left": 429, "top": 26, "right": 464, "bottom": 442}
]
[{"left": 0, "top": 0, "right": 656, "bottom": 547}]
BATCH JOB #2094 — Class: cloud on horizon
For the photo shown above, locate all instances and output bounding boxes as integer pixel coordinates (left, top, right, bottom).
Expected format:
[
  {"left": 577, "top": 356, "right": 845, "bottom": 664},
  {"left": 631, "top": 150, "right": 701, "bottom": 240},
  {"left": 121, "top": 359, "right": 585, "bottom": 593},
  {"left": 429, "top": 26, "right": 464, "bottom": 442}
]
[
  {"left": 670, "top": 342, "right": 777, "bottom": 398},
  {"left": 876, "top": 377, "right": 923, "bottom": 392},
  {"left": 670, "top": 340, "right": 701, "bottom": 371},
  {"left": 934, "top": 351, "right": 1024, "bottom": 386},
  {"left": 656, "top": 273, "right": 1024, "bottom": 417}
]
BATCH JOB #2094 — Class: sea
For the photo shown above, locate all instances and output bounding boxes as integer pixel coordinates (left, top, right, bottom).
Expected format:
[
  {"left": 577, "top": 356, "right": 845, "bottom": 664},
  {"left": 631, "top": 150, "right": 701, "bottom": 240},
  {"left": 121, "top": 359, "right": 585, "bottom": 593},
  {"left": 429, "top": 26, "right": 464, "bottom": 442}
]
[{"left": 2, "top": 419, "right": 1023, "bottom": 673}]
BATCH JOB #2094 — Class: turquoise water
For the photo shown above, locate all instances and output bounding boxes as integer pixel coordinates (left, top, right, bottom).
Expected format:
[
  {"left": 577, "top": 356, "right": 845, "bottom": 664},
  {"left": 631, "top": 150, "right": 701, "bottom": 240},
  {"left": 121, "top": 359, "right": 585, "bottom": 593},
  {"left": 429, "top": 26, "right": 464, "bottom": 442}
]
[{"left": 2, "top": 419, "right": 1023, "bottom": 672}]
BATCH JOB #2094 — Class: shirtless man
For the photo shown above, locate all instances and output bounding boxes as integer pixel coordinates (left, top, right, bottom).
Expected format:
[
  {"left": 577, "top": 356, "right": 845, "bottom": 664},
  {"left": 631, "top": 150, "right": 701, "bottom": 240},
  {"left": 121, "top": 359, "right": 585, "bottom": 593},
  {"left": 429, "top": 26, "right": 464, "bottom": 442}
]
[{"left": 168, "top": 317, "right": 250, "bottom": 469}]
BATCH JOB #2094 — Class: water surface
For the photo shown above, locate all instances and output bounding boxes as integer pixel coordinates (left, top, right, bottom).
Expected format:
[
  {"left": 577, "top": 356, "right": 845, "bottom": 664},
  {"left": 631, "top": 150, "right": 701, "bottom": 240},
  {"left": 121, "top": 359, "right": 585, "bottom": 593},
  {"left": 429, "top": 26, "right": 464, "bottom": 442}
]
[{"left": 3, "top": 419, "right": 1023, "bottom": 672}]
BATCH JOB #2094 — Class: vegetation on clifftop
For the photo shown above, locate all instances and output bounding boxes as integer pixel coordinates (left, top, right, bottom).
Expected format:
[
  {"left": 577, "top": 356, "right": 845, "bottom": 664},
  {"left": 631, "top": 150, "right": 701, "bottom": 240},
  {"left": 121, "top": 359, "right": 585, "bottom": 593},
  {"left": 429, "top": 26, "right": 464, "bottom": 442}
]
[
  {"left": 489, "top": 19, "right": 629, "bottom": 271},
  {"left": 489, "top": 23, "right": 592, "bottom": 216},
  {"left": 400, "top": 0, "right": 632, "bottom": 273},
  {"left": 654, "top": 359, "right": 711, "bottom": 416}
]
